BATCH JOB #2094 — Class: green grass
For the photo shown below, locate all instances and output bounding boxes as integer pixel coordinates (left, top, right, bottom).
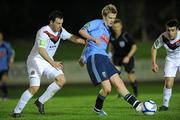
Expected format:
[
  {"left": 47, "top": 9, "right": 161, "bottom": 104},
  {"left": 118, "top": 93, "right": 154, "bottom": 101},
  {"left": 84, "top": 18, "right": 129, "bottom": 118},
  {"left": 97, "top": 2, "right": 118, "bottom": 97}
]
[
  {"left": 12, "top": 40, "right": 166, "bottom": 61},
  {"left": 0, "top": 82, "right": 180, "bottom": 120}
]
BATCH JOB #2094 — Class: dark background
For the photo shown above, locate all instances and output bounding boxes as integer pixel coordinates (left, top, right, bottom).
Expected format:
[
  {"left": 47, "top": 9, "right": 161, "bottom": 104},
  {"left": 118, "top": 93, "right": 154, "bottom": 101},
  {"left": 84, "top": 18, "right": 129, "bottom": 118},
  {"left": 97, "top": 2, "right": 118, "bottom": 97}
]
[{"left": 0, "top": 0, "right": 180, "bottom": 41}]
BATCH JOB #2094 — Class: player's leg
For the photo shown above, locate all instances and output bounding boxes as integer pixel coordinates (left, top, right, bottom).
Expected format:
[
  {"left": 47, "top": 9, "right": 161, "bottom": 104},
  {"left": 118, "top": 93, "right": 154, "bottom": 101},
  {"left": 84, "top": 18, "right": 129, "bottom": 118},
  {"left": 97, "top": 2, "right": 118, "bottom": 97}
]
[
  {"left": 0, "top": 70, "right": 9, "bottom": 99},
  {"left": 93, "top": 80, "right": 111, "bottom": 116},
  {"left": 159, "top": 59, "right": 177, "bottom": 111},
  {"left": 37, "top": 74, "right": 65, "bottom": 104},
  {"left": 35, "top": 65, "right": 64, "bottom": 114},
  {"left": 86, "top": 54, "right": 111, "bottom": 116},
  {"left": 13, "top": 58, "right": 42, "bottom": 117},
  {"left": 110, "top": 73, "right": 143, "bottom": 112},
  {"left": 124, "top": 57, "right": 138, "bottom": 97},
  {"left": 159, "top": 77, "right": 174, "bottom": 111},
  {"left": 13, "top": 77, "right": 40, "bottom": 117}
]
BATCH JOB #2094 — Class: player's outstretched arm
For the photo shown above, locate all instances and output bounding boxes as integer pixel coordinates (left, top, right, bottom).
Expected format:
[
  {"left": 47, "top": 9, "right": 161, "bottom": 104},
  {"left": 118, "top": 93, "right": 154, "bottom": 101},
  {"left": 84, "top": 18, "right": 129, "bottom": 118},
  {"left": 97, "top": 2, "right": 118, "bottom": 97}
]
[
  {"left": 38, "top": 47, "right": 62, "bottom": 70},
  {"left": 79, "top": 29, "right": 100, "bottom": 45},
  {"left": 69, "top": 35, "right": 86, "bottom": 45},
  {"left": 151, "top": 46, "right": 159, "bottom": 73},
  {"left": 78, "top": 44, "right": 87, "bottom": 67}
]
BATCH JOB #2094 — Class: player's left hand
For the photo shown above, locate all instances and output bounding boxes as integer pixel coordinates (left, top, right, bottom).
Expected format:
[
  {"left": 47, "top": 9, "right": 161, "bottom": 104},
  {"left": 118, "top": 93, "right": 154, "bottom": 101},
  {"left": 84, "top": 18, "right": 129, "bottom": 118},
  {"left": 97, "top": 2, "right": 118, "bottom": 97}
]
[
  {"left": 78, "top": 57, "right": 85, "bottom": 67},
  {"left": 123, "top": 56, "right": 130, "bottom": 64}
]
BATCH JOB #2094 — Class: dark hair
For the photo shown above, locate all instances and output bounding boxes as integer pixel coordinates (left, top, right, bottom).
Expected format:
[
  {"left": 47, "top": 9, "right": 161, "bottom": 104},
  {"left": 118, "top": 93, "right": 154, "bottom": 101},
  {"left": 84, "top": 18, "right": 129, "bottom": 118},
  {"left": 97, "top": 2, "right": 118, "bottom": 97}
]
[
  {"left": 166, "top": 19, "right": 179, "bottom": 28},
  {"left": 48, "top": 10, "right": 63, "bottom": 22},
  {"left": 114, "top": 18, "right": 122, "bottom": 24}
]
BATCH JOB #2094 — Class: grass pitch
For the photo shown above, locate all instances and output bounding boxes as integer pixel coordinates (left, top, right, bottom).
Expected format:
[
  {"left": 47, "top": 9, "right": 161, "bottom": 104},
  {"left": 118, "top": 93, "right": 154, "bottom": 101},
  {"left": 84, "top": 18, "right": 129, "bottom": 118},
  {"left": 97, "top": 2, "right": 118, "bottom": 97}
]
[{"left": 0, "top": 82, "right": 180, "bottom": 120}]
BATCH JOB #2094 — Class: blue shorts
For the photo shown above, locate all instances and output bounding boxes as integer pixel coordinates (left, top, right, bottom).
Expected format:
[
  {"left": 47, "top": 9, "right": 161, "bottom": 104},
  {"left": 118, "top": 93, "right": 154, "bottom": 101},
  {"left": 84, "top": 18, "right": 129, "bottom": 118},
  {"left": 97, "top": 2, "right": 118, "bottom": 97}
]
[{"left": 86, "top": 54, "right": 119, "bottom": 86}]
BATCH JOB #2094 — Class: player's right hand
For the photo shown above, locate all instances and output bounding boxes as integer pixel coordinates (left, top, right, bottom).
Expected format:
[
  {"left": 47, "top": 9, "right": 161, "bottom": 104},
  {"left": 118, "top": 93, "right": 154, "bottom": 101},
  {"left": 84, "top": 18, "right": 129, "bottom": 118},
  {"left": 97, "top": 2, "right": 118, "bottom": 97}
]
[
  {"left": 152, "top": 63, "right": 159, "bottom": 73},
  {"left": 94, "top": 39, "right": 100, "bottom": 45},
  {"left": 51, "top": 61, "right": 63, "bottom": 70}
]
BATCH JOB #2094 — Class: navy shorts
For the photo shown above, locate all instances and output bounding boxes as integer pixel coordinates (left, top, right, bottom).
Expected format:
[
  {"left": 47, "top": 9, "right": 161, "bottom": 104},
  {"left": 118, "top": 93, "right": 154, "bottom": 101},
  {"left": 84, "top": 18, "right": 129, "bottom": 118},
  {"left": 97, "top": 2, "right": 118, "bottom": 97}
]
[
  {"left": 0, "top": 70, "right": 8, "bottom": 80},
  {"left": 86, "top": 54, "right": 119, "bottom": 86},
  {"left": 113, "top": 56, "right": 135, "bottom": 73}
]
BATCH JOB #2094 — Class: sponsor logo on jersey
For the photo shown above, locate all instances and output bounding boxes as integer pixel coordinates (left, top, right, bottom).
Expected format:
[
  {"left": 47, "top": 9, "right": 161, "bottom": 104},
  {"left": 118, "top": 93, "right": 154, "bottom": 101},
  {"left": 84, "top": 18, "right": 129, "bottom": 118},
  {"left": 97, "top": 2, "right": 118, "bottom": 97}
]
[{"left": 50, "top": 45, "right": 56, "bottom": 48}]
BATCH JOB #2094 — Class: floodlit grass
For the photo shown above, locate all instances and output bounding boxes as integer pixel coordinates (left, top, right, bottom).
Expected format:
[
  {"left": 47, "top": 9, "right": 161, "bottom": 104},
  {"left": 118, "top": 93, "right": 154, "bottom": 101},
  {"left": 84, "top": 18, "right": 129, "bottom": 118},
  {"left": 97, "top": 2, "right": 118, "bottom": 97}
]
[{"left": 0, "top": 82, "right": 180, "bottom": 120}]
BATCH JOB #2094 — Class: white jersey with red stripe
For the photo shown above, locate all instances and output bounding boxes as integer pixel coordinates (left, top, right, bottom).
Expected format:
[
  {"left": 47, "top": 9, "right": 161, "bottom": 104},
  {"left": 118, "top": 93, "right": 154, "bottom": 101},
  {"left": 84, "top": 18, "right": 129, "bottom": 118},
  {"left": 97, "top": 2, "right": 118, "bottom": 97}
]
[
  {"left": 153, "top": 30, "right": 180, "bottom": 59},
  {"left": 28, "top": 25, "right": 72, "bottom": 60}
]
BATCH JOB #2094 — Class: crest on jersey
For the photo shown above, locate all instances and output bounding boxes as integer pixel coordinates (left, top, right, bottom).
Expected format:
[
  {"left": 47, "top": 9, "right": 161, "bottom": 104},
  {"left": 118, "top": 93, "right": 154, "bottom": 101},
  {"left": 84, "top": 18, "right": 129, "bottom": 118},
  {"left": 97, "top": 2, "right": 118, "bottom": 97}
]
[{"left": 119, "top": 41, "right": 125, "bottom": 47}]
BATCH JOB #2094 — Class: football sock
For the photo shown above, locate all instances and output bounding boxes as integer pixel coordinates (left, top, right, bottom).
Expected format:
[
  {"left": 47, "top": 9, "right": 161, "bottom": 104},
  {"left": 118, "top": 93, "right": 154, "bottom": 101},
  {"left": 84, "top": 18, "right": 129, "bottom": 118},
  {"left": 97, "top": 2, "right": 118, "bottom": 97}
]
[
  {"left": 131, "top": 80, "right": 138, "bottom": 97},
  {"left": 94, "top": 94, "right": 106, "bottom": 111},
  {"left": 39, "top": 82, "right": 61, "bottom": 104},
  {"left": 163, "top": 87, "right": 172, "bottom": 107},
  {"left": 124, "top": 93, "right": 141, "bottom": 109},
  {"left": 1, "top": 82, "right": 8, "bottom": 98},
  {"left": 14, "top": 90, "right": 33, "bottom": 113}
]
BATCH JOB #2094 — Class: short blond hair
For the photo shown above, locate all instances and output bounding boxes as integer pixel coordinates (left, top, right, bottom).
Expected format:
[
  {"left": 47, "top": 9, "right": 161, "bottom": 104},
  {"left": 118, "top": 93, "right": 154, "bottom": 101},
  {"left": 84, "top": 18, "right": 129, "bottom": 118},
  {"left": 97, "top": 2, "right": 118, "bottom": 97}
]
[{"left": 102, "top": 4, "right": 117, "bottom": 16}]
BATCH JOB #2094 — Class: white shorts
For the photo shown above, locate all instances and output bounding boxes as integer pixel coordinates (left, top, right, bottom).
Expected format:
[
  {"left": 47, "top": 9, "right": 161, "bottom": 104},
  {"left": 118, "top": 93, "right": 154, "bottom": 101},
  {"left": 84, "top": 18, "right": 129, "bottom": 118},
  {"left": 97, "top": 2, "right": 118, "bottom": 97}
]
[
  {"left": 27, "top": 57, "right": 63, "bottom": 86},
  {"left": 164, "top": 57, "right": 180, "bottom": 77}
]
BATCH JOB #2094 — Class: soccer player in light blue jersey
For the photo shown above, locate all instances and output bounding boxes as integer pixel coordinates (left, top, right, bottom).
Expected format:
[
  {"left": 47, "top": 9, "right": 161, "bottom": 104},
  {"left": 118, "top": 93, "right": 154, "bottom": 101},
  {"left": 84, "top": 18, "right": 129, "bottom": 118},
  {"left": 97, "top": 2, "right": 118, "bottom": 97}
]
[
  {"left": 79, "top": 4, "right": 144, "bottom": 116},
  {"left": 0, "top": 31, "right": 15, "bottom": 100}
]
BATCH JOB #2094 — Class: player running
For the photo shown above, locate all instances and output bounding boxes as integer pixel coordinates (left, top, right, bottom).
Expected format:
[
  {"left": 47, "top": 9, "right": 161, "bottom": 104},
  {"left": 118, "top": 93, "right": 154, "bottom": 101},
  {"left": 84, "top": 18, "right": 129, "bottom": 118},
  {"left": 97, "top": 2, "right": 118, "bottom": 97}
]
[
  {"left": 12, "top": 10, "right": 85, "bottom": 117},
  {"left": 79, "top": 4, "right": 143, "bottom": 116},
  {"left": 151, "top": 19, "right": 180, "bottom": 111}
]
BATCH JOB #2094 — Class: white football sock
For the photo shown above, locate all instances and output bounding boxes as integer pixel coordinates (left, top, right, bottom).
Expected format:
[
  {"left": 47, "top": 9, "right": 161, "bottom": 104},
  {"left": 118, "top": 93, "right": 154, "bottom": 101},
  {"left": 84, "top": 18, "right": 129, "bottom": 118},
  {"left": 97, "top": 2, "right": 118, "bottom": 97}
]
[
  {"left": 163, "top": 87, "right": 172, "bottom": 107},
  {"left": 39, "top": 82, "right": 61, "bottom": 104},
  {"left": 14, "top": 90, "right": 33, "bottom": 113}
]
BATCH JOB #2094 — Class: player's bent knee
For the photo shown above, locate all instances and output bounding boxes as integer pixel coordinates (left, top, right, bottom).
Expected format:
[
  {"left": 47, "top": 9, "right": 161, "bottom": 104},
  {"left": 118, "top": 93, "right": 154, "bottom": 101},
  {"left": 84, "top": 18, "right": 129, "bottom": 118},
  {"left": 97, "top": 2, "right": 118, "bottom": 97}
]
[
  {"left": 104, "top": 87, "right": 111, "bottom": 95},
  {"left": 55, "top": 75, "right": 66, "bottom": 87},
  {"left": 28, "top": 86, "right": 39, "bottom": 95}
]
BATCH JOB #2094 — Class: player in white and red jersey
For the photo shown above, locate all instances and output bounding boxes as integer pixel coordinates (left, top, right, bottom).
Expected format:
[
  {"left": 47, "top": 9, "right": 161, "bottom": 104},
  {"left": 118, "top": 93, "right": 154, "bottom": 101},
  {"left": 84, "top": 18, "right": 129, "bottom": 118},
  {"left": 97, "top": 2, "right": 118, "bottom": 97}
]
[
  {"left": 151, "top": 19, "right": 180, "bottom": 111},
  {"left": 12, "top": 10, "right": 85, "bottom": 117}
]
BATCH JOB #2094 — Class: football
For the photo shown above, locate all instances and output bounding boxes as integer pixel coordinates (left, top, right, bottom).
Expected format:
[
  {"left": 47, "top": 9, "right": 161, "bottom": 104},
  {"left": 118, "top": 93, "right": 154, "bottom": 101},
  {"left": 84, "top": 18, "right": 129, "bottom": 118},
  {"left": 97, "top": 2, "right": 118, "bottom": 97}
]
[{"left": 143, "top": 100, "right": 157, "bottom": 115}]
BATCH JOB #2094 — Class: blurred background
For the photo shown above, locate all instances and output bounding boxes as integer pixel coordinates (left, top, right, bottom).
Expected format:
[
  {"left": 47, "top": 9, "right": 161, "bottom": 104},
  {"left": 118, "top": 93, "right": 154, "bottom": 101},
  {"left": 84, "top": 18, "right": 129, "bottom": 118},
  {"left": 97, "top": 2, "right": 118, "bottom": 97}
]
[{"left": 0, "top": 0, "right": 180, "bottom": 85}]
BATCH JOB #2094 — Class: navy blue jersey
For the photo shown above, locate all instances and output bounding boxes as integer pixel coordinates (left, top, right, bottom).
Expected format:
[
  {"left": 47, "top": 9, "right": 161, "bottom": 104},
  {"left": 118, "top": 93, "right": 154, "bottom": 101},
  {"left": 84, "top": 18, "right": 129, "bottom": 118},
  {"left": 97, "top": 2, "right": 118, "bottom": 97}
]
[{"left": 0, "top": 41, "right": 14, "bottom": 71}]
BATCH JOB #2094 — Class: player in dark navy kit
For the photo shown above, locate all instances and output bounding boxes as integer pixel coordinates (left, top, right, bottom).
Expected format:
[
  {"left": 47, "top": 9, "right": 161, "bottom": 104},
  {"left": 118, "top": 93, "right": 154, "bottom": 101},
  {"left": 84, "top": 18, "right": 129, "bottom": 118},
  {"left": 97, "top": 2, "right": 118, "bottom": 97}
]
[
  {"left": 109, "top": 19, "right": 138, "bottom": 97},
  {"left": 0, "top": 31, "right": 15, "bottom": 100},
  {"left": 79, "top": 4, "right": 143, "bottom": 116}
]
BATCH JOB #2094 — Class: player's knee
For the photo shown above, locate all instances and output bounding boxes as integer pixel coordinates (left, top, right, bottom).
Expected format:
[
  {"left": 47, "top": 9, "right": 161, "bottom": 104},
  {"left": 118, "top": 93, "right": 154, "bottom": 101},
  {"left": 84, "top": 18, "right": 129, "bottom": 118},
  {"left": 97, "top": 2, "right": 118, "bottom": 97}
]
[
  {"left": 1, "top": 74, "right": 8, "bottom": 82},
  {"left": 28, "top": 86, "right": 39, "bottom": 95},
  {"left": 165, "top": 78, "right": 174, "bottom": 88},
  {"left": 55, "top": 75, "right": 66, "bottom": 87},
  {"left": 104, "top": 87, "right": 111, "bottom": 95}
]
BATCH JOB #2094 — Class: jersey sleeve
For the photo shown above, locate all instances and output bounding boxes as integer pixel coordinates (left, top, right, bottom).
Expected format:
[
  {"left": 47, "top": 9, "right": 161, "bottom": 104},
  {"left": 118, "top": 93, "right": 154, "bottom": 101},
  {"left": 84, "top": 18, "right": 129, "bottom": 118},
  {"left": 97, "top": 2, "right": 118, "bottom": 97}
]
[
  {"left": 61, "top": 28, "right": 72, "bottom": 40},
  {"left": 81, "top": 20, "right": 99, "bottom": 32},
  {"left": 153, "top": 35, "right": 163, "bottom": 49},
  {"left": 37, "top": 30, "right": 49, "bottom": 48}
]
